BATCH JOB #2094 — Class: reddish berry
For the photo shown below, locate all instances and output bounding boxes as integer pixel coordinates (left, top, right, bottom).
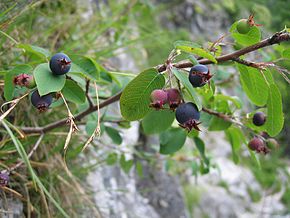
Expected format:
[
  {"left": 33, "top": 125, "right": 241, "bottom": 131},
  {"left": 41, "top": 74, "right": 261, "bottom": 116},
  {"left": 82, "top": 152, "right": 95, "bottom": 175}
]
[
  {"left": 253, "top": 112, "right": 266, "bottom": 126},
  {"left": 150, "top": 89, "right": 168, "bottom": 109},
  {"left": 31, "top": 90, "right": 53, "bottom": 112},
  {"left": 166, "top": 88, "right": 182, "bottom": 110},
  {"left": 248, "top": 137, "right": 269, "bottom": 154},
  {"left": 189, "top": 64, "right": 212, "bottom": 87},
  {"left": 13, "top": 74, "right": 36, "bottom": 89},
  {"left": 175, "top": 102, "right": 201, "bottom": 131}
]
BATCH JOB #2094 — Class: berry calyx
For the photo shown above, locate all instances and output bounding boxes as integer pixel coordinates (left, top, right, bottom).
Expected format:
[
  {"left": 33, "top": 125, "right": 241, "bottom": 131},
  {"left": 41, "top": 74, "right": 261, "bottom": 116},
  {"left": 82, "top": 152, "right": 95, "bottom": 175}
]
[
  {"left": 248, "top": 137, "right": 269, "bottom": 154},
  {"left": 150, "top": 89, "right": 168, "bottom": 110},
  {"left": 0, "top": 172, "right": 9, "bottom": 186},
  {"left": 166, "top": 88, "right": 182, "bottom": 110},
  {"left": 252, "top": 111, "right": 266, "bottom": 126},
  {"left": 189, "top": 64, "right": 212, "bottom": 88},
  {"left": 31, "top": 90, "right": 53, "bottom": 112},
  {"left": 175, "top": 102, "right": 201, "bottom": 131},
  {"left": 13, "top": 74, "right": 36, "bottom": 89},
  {"left": 49, "top": 53, "right": 71, "bottom": 75}
]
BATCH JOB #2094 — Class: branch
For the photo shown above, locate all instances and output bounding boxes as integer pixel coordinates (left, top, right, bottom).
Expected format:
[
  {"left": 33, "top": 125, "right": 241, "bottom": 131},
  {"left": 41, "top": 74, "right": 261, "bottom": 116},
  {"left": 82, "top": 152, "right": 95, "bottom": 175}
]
[
  {"left": 22, "top": 92, "right": 122, "bottom": 134},
  {"left": 21, "top": 31, "right": 290, "bottom": 134},
  {"left": 156, "top": 31, "right": 290, "bottom": 72}
]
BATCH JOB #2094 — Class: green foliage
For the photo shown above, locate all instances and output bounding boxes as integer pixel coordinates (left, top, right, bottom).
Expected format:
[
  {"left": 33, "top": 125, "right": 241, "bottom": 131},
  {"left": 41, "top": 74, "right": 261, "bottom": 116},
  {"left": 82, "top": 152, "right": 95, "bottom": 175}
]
[
  {"left": 120, "top": 68, "right": 165, "bottom": 121},
  {"left": 141, "top": 109, "right": 175, "bottom": 134},
  {"left": 62, "top": 80, "right": 86, "bottom": 104},
  {"left": 174, "top": 40, "right": 217, "bottom": 63},
  {"left": 237, "top": 64, "right": 269, "bottom": 106},
  {"left": 33, "top": 63, "right": 66, "bottom": 96},
  {"left": 160, "top": 128, "right": 187, "bottom": 154},
  {"left": 265, "top": 84, "right": 284, "bottom": 137}
]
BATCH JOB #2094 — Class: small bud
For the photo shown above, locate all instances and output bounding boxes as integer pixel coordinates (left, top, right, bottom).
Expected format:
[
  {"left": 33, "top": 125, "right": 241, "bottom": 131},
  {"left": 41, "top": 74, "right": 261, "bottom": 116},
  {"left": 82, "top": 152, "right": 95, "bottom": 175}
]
[{"left": 13, "top": 74, "right": 36, "bottom": 89}]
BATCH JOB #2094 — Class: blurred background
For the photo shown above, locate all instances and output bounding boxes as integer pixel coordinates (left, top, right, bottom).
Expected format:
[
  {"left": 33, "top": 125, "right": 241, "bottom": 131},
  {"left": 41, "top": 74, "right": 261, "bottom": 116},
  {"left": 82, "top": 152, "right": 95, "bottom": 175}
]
[{"left": 0, "top": 0, "right": 289, "bottom": 217}]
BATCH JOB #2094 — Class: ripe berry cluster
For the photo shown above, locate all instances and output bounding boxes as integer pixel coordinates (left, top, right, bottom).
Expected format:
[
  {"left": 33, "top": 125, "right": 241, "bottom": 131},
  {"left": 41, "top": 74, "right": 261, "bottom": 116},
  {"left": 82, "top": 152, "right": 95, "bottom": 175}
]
[
  {"left": 150, "top": 64, "right": 212, "bottom": 132},
  {"left": 13, "top": 53, "right": 71, "bottom": 112},
  {"left": 248, "top": 111, "right": 279, "bottom": 154}
]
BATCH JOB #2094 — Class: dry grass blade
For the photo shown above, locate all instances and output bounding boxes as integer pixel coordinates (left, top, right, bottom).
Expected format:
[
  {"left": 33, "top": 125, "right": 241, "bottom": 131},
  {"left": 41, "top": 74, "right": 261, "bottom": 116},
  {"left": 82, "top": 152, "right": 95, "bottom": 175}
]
[
  {"left": 0, "top": 92, "right": 30, "bottom": 123},
  {"left": 60, "top": 92, "right": 79, "bottom": 151},
  {"left": 82, "top": 82, "right": 101, "bottom": 151}
]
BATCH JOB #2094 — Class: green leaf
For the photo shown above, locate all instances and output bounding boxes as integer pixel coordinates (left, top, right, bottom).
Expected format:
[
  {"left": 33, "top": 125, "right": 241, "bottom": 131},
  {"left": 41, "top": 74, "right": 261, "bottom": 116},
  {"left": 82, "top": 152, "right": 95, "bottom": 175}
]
[
  {"left": 231, "top": 21, "right": 261, "bottom": 46},
  {"left": 61, "top": 80, "right": 85, "bottom": 104},
  {"left": 4, "top": 65, "right": 32, "bottom": 100},
  {"left": 171, "top": 68, "right": 202, "bottom": 111},
  {"left": 141, "top": 110, "right": 175, "bottom": 134},
  {"left": 225, "top": 126, "right": 244, "bottom": 164},
  {"left": 136, "top": 161, "right": 143, "bottom": 177},
  {"left": 215, "top": 94, "right": 242, "bottom": 109},
  {"left": 106, "top": 153, "right": 118, "bottom": 165},
  {"left": 237, "top": 64, "right": 269, "bottom": 106},
  {"left": 174, "top": 41, "right": 217, "bottom": 63},
  {"left": 208, "top": 116, "right": 232, "bottom": 131},
  {"left": 18, "top": 44, "right": 50, "bottom": 59},
  {"left": 193, "top": 137, "right": 209, "bottom": 166},
  {"left": 69, "top": 55, "right": 100, "bottom": 80},
  {"left": 120, "top": 154, "right": 133, "bottom": 174},
  {"left": 120, "top": 68, "right": 165, "bottom": 121},
  {"left": 105, "top": 126, "right": 122, "bottom": 145},
  {"left": 33, "top": 63, "right": 66, "bottom": 96},
  {"left": 282, "top": 48, "right": 290, "bottom": 59},
  {"left": 159, "top": 128, "right": 186, "bottom": 154},
  {"left": 265, "top": 84, "right": 284, "bottom": 137}
]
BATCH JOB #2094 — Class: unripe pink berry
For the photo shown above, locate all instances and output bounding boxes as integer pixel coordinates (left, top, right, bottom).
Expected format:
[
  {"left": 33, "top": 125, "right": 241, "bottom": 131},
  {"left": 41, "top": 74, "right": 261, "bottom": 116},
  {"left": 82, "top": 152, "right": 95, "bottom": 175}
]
[
  {"left": 166, "top": 88, "right": 182, "bottom": 110},
  {"left": 150, "top": 89, "right": 168, "bottom": 109}
]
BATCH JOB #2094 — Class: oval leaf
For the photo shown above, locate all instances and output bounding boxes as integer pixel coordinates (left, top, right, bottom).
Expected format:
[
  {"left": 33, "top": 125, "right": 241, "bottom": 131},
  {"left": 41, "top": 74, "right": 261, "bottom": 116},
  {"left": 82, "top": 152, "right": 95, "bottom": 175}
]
[
  {"left": 69, "top": 55, "right": 100, "bottom": 80},
  {"left": 159, "top": 128, "right": 186, "bottom": 154},
  {"left": 120, "top": 68, "right": 165, "bottom": 121},
  {"left": 105, "top": 126, "right": 122, "bottom": 145},
  {"left": 237, "top": 64, "right": 269, "bottom": 106},
  {"left": 142, "top": 110, "right": 175, "bottom": 134},
  {"left": 265, "top": 84, "right": 284, "bottom": 137},
  {"left": 62, "top": 80, "right": 85, "bottom": 104},
  {"left": 171, "top": 67, "right": 202, "bottom": 110},
  {"left": 33, "top": 63, "right": 66, "bottom": 96},
  {"left": 174, "top": 40, "right": 217, "bottom": 63}
]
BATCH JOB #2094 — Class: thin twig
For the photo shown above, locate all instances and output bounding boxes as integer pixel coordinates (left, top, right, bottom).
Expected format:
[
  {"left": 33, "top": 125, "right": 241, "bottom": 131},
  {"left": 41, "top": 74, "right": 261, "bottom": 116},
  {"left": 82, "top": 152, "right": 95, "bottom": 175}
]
[{"left": 20, "top": 31, "right": 290, "bottom": 134}]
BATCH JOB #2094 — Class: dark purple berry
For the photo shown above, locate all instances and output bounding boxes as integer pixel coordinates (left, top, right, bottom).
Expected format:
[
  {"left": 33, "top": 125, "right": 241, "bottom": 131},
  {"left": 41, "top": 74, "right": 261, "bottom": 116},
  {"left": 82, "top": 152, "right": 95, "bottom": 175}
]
[
  {"left": 252, "top": 112, "right": 266, "bottom": 126},
  {"left": 49, "top": 53, "right": 71, "bottom": 75},
  {"left": 13, "top": 74, "right": 36, "bottom": 88},
  {"left": 248, "top": 137, "right": 269, "bottom": 154},
  {"left": 175, "top": 102, "right": 201, "bottom": 131},
  {"left": 166, "top": 88, "right": 182, "bottom": 110},
  {"left": 189, "top": 64, "right": 212, "bottom": 88},
  {"left": 150, "top": 89, "right": 168, "bottom": 109},
  {"left": 189, "top": 74, "right": 204, "bottom": 87},
  {"left": 31, "top": 90, "right": 53, "bottom": 112},
  {"left": 0, "top": 172, "right": 9, "bottom": 186}
]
